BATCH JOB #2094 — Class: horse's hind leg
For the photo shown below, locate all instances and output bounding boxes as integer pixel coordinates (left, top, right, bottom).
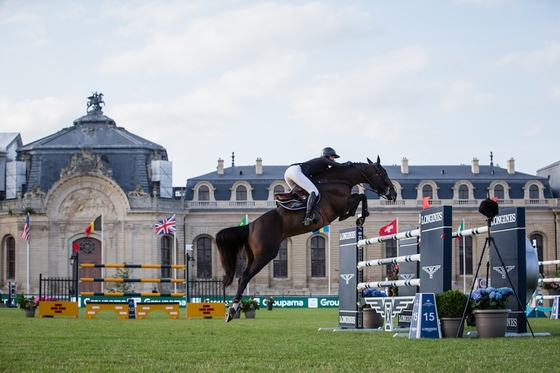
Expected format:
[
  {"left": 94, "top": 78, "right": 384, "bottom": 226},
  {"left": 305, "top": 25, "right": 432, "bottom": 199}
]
[{"left": 226, "top": 251, "right": 277, "bottom": 322}]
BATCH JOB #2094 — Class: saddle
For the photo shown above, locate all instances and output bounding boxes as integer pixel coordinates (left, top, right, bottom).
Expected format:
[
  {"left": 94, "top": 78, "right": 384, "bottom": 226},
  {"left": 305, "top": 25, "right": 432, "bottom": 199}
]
[{"left": 275, "top": 186, "right": 321, "bottom": 211}]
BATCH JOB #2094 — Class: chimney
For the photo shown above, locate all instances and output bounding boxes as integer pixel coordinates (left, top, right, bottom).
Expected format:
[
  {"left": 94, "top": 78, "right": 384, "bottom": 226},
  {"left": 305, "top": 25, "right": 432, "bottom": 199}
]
[
  {"left": 471, "top": 158, "right": 479, "bottom": 175},
  {"left": 507, "top": 157, "right": 515, "bottom": 174},
  {"left": 255, "top": 157, "right": 263, "bottom": 175},
  {"left": 401, "top": 157, "right": 409, "bottom": 174},
  {"left": 217, "top": 158, "right": 224, "bottom": 175}
]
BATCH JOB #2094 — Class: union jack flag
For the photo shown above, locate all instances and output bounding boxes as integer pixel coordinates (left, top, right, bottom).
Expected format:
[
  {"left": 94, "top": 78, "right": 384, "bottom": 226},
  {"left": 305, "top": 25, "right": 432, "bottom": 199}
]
[{"left": 155, "top": 214, "right": 176, "bottom": 235}]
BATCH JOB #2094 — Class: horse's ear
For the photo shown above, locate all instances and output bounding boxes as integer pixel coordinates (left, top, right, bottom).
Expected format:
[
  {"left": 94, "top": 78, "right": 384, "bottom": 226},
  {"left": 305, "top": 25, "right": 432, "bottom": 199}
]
[
  {"left": 367, "top": 157, "right": 373, "bottom": 164},
  {"left": 376, "top": 155, "right": 381, "bottom": 164}
]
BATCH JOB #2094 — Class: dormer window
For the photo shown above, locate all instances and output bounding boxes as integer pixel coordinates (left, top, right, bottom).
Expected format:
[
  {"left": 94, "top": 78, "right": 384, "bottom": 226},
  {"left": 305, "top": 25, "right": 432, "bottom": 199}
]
[
  {"left": 236, "top": 185, "right": 247, "bottom": 200},
  {"left": 198, "top": 185, "right": 210, "bottom": 201},
  {"left": 494, "top": 185, "right": 504, "bottom": 200}
]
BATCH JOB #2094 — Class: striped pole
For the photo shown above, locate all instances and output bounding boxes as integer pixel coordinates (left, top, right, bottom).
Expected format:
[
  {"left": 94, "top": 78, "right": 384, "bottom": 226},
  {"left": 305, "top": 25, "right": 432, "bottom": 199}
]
[
  {"left": 80, "top": 263, "right": 185, "bottom": 269},
  {"left": 80, "top": 292, "right": 185, "bottom": 297},
  {"left": 357, "top": 229, "right": 420, "bottom": 248},
  {"left": 357, "top": 278, "right": 421, "bottom": 291},
  {"left": 537, "top": 278, "right": 560, "bottom": 283},
  {"left": 80, "top": 278, "right": 185, "bottom": 283},
  {"left": 358, "top": 254, "right": 421, "bottom": 269},
  {"left": 538, "top": 260, "right": 560, "bottom": 266},
  {"left": 357, "top": 224, "right": 488, "bottom": 249}
]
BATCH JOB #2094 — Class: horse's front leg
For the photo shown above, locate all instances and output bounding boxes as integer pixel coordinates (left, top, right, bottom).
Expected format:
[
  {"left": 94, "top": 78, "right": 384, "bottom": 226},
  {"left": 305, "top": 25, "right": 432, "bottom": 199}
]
[{"left": 338, "top": 193, "right": 369, "bottom": 225}]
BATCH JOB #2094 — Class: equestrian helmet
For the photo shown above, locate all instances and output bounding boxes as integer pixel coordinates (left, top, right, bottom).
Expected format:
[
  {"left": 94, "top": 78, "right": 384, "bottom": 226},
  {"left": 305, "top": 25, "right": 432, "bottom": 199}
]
[{"left": 321, "top": 147, "right": 340, "bottom": 158}]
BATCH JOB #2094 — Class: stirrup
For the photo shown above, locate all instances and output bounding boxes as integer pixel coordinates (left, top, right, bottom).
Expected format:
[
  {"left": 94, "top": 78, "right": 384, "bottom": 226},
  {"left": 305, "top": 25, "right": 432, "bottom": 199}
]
[{"left": 302, "top": 214, "right": 316, "bottom": 226}]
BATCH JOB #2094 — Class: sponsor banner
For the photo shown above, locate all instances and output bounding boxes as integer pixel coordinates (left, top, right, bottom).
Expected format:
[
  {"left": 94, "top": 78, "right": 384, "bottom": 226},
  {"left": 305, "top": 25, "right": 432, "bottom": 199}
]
[{"left": 79, "top": 296, "right": 339, "bottom": 308}]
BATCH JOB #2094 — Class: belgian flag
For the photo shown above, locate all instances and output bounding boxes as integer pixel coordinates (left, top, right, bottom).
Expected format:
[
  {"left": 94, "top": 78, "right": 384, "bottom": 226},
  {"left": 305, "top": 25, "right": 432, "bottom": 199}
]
[{"left": 85, "top": 215, "right": 102, "bottom": 237}]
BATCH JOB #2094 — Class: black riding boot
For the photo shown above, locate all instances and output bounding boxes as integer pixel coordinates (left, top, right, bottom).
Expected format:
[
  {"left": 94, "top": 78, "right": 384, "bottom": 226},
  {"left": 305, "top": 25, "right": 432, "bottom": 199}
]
[{"left": 303, "top": 192, "right": 318, "bottom": 226}]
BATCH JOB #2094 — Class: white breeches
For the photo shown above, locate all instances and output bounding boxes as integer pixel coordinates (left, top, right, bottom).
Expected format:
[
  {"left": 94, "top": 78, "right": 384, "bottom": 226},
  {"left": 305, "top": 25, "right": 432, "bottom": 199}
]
[{"left": 284, "top": 165, "right": 319, "bottom": 196}]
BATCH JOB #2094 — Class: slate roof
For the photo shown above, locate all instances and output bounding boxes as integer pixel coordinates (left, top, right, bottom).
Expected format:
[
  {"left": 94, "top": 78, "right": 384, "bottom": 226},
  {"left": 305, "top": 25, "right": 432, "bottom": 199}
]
[
  {"left": 185, "top": 163, "right": 553, "bottom": 201},
  {"left": 17, "top": 100, "right": 168, "bottom": 196}
]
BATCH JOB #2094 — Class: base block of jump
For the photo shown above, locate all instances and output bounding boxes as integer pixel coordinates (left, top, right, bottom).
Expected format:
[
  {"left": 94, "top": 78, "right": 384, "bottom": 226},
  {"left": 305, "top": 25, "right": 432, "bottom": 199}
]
[
  {"left": 551, "top": 297, "right": 560, "bottom": 320},
  {"left": 136, "top": 302, "right": 180, "bottom": 319},
  {"left": 39, "top": 301, "right": 78, "bottom": 318},
  {"left": 409, "top": 293, "right": 441, "bottom": 339},
  {"left": 86, "top": 302, "right": 129, "bottom": 319},
  {"left": 187, "top": 302, "right": 226, "bottom": 319}
]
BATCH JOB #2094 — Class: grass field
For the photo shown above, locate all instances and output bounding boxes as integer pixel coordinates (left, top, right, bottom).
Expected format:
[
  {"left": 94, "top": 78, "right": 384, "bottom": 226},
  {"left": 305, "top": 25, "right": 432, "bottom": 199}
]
[{"left": 1, "top": 306, "right": 560, "bottom": 372}]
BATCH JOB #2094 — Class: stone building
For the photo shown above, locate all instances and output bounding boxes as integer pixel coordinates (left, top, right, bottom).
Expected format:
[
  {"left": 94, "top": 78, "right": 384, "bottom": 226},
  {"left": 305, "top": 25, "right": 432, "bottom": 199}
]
[{"left": 1, "top": 94, "right": 559, "bottom": 298}]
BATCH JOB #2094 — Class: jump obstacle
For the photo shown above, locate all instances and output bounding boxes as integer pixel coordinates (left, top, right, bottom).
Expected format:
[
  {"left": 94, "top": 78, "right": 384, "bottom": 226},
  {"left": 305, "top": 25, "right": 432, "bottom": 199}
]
[
  {"left": 338, "top": 205, "right": 538, "bottom": 334},
  {"left": 79, "top": 263, "right": 186, "bottom": 319}
]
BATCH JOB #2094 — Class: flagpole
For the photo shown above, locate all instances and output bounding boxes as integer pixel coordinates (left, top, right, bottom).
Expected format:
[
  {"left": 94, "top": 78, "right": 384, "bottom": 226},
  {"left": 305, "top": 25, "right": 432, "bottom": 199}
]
[
  {"left": 26, "top": 240, "right": 30, "bottom": 294},
  {"left": 462, "top": 219, "right": 466, "bottom": 293},
  {"left": 327, "top": 227, "right": 331, "bottom": 295},
  {"left": 101, "top": 214, "right": 105, "bottom": 293},
  {"left": 173, "top": 231, "right": 177, "bottom": 293}
]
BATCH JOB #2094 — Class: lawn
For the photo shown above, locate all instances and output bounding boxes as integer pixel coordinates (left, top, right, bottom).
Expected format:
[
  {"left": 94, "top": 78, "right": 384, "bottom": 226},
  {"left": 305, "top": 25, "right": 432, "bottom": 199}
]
[{"left": 1, "top": 307, "right": 559, "bottom": 372}]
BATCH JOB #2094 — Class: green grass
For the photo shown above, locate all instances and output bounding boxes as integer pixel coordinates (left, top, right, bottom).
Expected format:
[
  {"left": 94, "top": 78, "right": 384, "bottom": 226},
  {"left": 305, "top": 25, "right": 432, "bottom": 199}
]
[{"left": 1, "top": 307, "right": 560, "bottom": 372}]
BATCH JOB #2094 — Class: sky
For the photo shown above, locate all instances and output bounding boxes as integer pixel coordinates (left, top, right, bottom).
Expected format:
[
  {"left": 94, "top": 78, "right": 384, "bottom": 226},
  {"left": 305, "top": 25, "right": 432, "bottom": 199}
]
[{"left": 1, "top": 0, "right": 559, "bottom": 186}]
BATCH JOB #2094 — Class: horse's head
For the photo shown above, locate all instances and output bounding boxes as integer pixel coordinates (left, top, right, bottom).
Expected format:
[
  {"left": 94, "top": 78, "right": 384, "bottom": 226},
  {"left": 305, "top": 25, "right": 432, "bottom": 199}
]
[{"left": 365, "top": 156, "right": 397, "bottom": 201}]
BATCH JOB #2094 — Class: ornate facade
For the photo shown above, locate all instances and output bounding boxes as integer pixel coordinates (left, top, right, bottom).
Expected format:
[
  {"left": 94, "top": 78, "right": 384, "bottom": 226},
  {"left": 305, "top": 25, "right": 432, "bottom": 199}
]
[{"left": 1, "top": 96, "right": 559, "bottom": 298}]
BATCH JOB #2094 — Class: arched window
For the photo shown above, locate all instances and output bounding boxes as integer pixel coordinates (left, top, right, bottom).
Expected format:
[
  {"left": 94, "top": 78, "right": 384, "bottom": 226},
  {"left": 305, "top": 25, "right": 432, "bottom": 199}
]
[
  {"left": 236, "top": 250, "right": 247, "bottom": 278},
  {"left": 530, "top": 233, "right": 543, "bottom": 273},
  {"left": 273, "top": 240, "right": 288, "bottom": 278},
  {"left": 7, "top": 237, "right": 15, "bottom": 279},
  {"left": 311, "top": 236, "right": 326, "bottom": 277},
  {"left": 161, "top": 236, "right": 171, "bottom": 278},
  {"left": 422, "top": 185, "right": 433, "bottom": 199},
  {"left": 273, "top": 185, "right": 285, "bottom": 194},
  {"left": 529, "top": 185, "right": 539, "bottom": 199},
  {"left": 458, "top": 236, "right": 473, "bottom": 275},
  {"left": 196, "top": 237, "right": 212, "bottom": 279},
  {"left": 198, "top": 186, "right": 210, "bottom": 201},
  {"left": 458, "top": 184, "right": 469, "bottom": 200},
  {"left": 236, "top": 185, "right": 247, "bottom": 201},
  {"left": 494, "top": 185, "right": 504, "bottom": 200},
  {"left": 386, "top": 240, "right": 397, "bottom": 278}
]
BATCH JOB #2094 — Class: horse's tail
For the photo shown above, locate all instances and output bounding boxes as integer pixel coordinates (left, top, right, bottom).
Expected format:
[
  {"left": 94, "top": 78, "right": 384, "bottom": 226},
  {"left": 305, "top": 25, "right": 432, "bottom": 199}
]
[{"left": 216, "top": 225, "right": 250, "bottom": 288}]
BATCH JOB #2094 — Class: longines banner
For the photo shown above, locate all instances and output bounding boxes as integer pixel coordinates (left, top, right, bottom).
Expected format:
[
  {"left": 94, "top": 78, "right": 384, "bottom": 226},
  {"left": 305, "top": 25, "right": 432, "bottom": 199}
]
[{"left": 78, "top": 296, "right": 339, "bottom": 308}]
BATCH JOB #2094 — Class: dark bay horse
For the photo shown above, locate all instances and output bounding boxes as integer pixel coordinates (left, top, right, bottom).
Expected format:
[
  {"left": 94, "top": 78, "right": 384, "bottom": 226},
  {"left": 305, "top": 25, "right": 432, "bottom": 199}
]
[{"left": 216, "top": 156, "right": 397, "bottom": 321}]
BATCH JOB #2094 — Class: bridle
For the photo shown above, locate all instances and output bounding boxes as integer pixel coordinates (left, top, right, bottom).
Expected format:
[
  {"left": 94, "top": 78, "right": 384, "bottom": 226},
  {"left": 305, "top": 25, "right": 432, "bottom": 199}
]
[{"left": 351, "top": 162, "right": 394, "bottom": 200}]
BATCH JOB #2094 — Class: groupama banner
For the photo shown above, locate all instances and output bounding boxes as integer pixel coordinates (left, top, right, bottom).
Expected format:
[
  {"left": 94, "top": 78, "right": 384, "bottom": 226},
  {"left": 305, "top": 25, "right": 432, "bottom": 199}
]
[{"left": 78, "top": 296, "right": 339, "bottom": 308}]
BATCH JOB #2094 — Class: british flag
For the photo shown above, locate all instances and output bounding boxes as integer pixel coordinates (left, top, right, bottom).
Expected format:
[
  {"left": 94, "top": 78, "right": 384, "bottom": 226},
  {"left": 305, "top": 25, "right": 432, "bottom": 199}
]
[{"left": 155, "top": 214, "right": 176, "bottom": 235}]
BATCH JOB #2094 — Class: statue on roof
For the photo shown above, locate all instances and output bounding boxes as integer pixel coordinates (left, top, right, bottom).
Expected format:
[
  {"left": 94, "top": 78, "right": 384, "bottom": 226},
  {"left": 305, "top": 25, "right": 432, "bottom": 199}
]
[{"left": 87, "top": 92, "right": 105, "bottom": 114}]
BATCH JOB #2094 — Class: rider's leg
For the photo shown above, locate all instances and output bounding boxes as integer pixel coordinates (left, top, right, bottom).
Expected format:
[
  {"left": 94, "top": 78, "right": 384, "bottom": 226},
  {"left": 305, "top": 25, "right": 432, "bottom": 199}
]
[{"left": 303, "top": 191, "right": 318, "bottom": 226}]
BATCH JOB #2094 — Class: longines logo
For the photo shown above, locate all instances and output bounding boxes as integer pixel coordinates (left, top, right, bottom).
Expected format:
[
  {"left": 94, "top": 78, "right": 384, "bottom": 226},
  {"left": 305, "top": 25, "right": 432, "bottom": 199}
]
[
  {"left": 339, "top": 231, "right": 356, "bottom": 240},
  {"left": 400, "top": 273, "right": 415, "bottom": 280},
  {"left": 422, "top": 265, "right": 441, "bottom": 279},
  {"left": 340, "top": 273, "right": 355, "bottom": 285},
  {"left": 421, "top": 212, "right": 443, "bottom": 225},
  {"left": 492, "top": 213, "right": 516, "bottom": 226},
  {"left": 493, "top": 265, "right": 515, "bottom": 279}
]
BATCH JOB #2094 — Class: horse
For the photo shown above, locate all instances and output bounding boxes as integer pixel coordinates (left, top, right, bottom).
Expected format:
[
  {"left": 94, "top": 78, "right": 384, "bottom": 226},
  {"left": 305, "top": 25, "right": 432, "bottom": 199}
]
[{"left": 216, "top": 156, "right": 397, "bottom": 322}]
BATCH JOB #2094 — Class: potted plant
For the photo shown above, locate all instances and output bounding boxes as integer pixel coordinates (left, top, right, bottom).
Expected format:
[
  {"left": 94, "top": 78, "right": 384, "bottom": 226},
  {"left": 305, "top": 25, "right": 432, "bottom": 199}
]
[
  {"left": 435, "top": 289, "right": 468, "bottom": 338},
  {"left": 16, "top": 294, "right": 39, "bottom": 317},
  {"left": 361, "top": 288, "right": 386, "bottom": 329},
  {"left": 467, "top": 287, "right": 514, "bottom": 338},
  {"left": 241, "top": 296, "right": 260, "bottom": 318},
  {"left": 264, "top": 296, "right": 275, "bottom": 311}
]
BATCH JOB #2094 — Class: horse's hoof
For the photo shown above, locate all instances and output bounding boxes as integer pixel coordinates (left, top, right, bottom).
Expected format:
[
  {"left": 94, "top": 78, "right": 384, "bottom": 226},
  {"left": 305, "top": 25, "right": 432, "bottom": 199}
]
[
  {"left": 356, "top": 217, "right": 365, "bottom": 227},
  {"left": 225, "top": 307, "right": 237, "bottom": 323}
]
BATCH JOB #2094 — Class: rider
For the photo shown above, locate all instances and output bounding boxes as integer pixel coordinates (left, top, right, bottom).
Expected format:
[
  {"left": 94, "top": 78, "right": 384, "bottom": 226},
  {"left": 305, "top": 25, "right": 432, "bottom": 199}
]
[{"left": 284, "top": 147, "right": 347, "bottom": 226}]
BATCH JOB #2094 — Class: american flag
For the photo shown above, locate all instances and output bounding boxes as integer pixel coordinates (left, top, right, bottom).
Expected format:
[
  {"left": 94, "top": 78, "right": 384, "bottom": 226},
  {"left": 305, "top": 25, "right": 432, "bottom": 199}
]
[
  {"left": 21, "top": 213, "right": 30, "bottom": 242},
  {"left": 155, "top": 214, "right": 176, "bottom": 235}
]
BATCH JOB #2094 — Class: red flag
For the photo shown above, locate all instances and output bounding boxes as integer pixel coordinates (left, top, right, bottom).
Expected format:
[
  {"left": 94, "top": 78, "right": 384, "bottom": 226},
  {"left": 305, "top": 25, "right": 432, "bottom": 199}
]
[
  {"left": 491, "top": 196, "right": 498, "bottom": 202},
  {"left": 422, "top": 196, "right": 431, "bottom": 209},
  {"left": 379, "top": 219, "right": 397, "bottom": 236}
]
